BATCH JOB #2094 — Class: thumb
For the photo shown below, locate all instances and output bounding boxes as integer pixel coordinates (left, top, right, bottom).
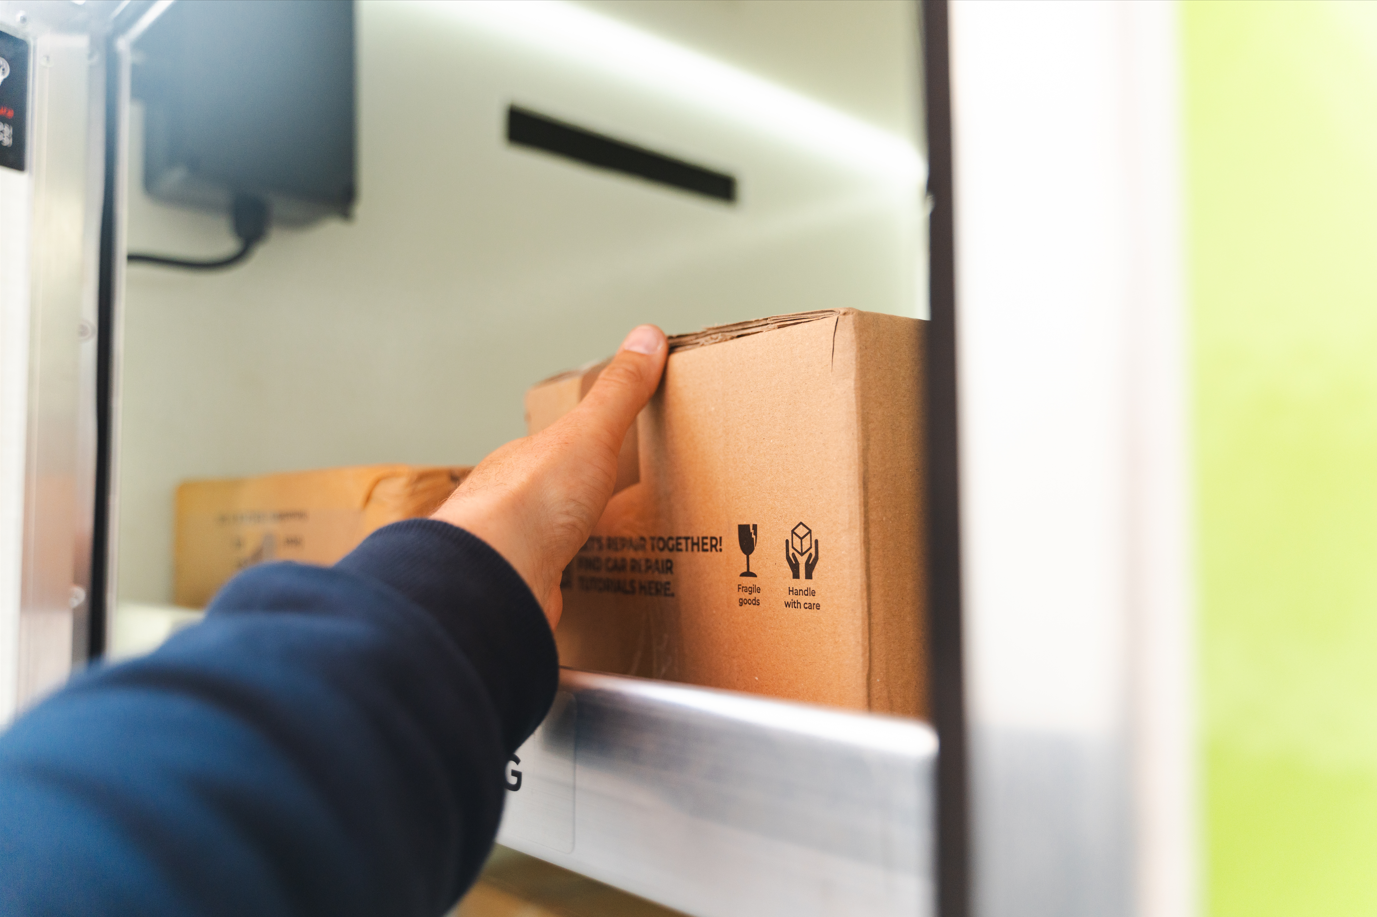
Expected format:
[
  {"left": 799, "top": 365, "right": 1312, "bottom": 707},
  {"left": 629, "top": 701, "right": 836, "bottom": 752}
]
[
  {"left": 428, "top": 324, "right": 668, "bottom": 630},
  {"left": 568, "top": 325, "right": 668, "bottom": 451}
]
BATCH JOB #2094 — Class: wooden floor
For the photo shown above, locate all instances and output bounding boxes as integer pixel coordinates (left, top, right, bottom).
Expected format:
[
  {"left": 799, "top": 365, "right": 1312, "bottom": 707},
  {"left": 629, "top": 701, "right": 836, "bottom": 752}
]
[{"left": 453, "top": 846, "right": 687, "bottom": 917}]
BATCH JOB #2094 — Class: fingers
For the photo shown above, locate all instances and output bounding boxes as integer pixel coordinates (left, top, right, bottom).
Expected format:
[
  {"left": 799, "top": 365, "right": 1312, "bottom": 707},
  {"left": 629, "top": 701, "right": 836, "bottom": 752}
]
[
  {"left": 533, "top": 323, "right": 666, "bottom": 546},
  {"left": 429, "top": 324, "right": 667, "bottom": 631},
  {"left": 570, "top": 325, "right": 668, "bottom": 452}
]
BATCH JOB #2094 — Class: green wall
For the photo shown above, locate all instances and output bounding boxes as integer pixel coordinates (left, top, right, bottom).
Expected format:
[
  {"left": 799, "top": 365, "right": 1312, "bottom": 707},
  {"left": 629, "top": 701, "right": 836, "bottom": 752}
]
[{"left": 1186, "top": 2, "right": 1377, "bottom": 913}]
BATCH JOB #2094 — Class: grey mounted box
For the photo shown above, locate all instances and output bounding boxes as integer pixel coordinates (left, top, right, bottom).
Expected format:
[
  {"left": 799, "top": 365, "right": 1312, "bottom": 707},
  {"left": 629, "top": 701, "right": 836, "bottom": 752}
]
[{"left": 132, "top": 0, "right": 355, "bottom": 226}]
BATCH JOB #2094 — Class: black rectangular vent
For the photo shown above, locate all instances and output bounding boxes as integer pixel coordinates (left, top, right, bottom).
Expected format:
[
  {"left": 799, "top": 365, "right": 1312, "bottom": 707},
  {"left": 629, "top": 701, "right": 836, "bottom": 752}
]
[{"left": 507, "top": 106, "right": 736, "bottom": 204}]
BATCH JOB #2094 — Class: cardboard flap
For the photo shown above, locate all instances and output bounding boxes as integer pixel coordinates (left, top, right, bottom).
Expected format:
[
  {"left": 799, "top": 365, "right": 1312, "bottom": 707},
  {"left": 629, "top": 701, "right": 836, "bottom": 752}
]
[{"left": 666, "top": 310, "right": 845, "bottom": 353}]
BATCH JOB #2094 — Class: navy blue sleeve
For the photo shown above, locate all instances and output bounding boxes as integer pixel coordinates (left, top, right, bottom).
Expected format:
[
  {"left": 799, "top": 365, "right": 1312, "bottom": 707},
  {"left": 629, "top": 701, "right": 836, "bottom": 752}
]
[{"left": 0, "top": 519, "right": 558, "bottom": 917}]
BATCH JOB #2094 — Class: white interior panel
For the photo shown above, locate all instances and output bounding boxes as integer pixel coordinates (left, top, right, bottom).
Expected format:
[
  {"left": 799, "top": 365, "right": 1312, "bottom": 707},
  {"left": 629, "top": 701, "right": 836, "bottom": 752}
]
[
  {"left": 114, "top": 0, "right": 925, "bottom": 605},
  {"left": 0, "top": 166, "right": 33, "bottom": 721}
]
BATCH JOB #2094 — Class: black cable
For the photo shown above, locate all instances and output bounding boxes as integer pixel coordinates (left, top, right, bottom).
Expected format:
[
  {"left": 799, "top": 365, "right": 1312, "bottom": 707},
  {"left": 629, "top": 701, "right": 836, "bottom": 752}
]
[
  {"left": 128, "top": 237, "right": 256, "bottom": 270},
  {"left": 128, "top": 194, "right": 269, "bottom": 270}
]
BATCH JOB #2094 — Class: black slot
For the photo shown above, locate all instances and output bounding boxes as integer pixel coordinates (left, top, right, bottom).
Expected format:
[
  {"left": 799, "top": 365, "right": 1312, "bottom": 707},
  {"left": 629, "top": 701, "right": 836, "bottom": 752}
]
[{"left": 507, "top": 106, "right": 736, "bottom": 203}]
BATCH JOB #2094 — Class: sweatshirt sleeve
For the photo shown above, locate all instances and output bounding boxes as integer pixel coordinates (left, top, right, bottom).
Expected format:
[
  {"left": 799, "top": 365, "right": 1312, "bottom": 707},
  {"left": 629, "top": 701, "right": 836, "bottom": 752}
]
[{"left": 0, "top": 519, "right": 558, "bottom": 917}]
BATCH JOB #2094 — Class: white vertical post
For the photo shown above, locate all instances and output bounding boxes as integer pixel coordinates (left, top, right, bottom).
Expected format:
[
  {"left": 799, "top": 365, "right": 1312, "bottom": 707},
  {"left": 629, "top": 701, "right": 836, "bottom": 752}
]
[
  {"left": 0, "top": 157, "right": 34, "bottom": 724},
  {"left": 0, "top": 6, "right": 107, "bottom": 721},
  {"left": 1121, "top": 6, "right": 1194, "bottom": 917},
  {"left": 948, "top": 2, "right": 1192, "bottom": 916}
]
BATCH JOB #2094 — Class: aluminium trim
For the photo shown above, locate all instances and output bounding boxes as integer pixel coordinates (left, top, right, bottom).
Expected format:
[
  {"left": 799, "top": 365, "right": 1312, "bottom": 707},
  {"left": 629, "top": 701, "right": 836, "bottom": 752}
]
[{"left": 499, "top": 669, "right": 937, "bottom": 917}]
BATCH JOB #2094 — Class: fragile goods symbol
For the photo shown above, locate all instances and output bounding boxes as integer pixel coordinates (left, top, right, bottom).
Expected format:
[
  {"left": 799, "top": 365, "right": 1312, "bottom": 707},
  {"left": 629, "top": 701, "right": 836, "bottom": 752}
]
[
  {"left": 738, "top": 525, "right": 760, "bottom": 575},
  {"left": 786, "top": 522, "right": 819, "bottom": 580}
]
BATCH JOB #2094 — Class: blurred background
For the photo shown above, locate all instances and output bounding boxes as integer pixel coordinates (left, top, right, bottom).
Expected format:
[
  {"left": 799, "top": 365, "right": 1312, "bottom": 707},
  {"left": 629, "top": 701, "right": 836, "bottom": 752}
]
[{"left": 1186, "top": 3, "right": 1377, "bottom": 915}]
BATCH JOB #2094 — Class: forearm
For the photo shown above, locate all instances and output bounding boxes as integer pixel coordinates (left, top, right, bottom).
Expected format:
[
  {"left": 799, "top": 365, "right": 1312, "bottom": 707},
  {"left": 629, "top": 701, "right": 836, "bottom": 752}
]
[{"left": 0, "top": 521, "right": 556, "bottom": 917}]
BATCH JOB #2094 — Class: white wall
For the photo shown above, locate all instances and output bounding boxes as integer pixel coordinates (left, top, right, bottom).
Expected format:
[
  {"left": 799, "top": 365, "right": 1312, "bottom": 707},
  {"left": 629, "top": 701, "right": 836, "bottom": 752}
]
[
  {"left": 115, "top": 0, "right": 925, "bottom": 604},
  {"left": 572, "top": 0, "right": 921, "bottom": 141}
]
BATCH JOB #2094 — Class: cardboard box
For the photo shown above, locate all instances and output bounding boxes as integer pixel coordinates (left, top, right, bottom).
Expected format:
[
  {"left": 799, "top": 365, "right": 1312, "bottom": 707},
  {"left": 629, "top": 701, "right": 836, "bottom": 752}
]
[
  {"left": 526, "top": 309, "right": 926, "bottom": 717},
  {"left": 175, "top": 464, "right": 469, "bottom": 607}
]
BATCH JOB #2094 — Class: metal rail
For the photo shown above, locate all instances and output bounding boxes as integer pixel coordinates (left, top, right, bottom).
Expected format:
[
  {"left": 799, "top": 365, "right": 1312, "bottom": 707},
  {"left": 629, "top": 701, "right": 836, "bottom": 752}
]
[{"left": 499, "top": 669, "right": 937, "bottom": 917}]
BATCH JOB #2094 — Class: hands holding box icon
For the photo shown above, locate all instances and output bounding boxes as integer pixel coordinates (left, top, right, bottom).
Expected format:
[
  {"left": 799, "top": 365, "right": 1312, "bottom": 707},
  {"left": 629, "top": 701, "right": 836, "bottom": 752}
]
[{"left": 786, "top": 522, "right": 819, "bottom": 581}]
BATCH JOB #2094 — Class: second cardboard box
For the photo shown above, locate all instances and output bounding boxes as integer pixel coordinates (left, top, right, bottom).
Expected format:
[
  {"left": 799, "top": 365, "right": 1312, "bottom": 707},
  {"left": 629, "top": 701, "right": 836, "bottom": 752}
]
[{"left": 176, "top": 464, "right": 470, "bottom": 607}]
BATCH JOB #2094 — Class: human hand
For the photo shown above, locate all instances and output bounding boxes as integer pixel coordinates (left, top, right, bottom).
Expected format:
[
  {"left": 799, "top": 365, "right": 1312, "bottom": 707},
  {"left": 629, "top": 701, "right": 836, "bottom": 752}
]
[
  {"left": 430, "top": 325, "right": 668, "bottom": 629},
  {"left": 785, "top": 541, "right": 800, "bottom": 579}
]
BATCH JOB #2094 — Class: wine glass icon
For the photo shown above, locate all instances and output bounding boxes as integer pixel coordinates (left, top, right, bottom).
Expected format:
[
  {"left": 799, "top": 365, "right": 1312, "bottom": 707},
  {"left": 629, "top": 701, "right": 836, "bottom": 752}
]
[{"left": 738, "top": 524, "right": 758, "bottom": 577}]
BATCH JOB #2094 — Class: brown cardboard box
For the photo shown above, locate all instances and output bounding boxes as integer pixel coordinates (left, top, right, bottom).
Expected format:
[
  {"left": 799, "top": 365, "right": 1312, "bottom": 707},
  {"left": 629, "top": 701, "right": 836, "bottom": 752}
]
[
  {"left": 175, "top": 464, "right": 469, "bottom": 607},
  {"left": 526, "top": 309, "right": 926, "bottom": 717}
]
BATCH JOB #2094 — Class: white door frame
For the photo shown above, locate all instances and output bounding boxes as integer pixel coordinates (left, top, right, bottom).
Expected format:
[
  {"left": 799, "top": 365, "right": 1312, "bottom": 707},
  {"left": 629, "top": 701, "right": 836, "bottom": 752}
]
[{"left": 948, "top": 2, "right": 1194, "bottom": 916}]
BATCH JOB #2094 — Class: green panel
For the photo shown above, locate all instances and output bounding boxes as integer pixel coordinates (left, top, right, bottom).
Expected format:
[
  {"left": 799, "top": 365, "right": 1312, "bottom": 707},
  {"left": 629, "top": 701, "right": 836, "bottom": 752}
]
[{"left": 1186, "top": 2, "right": 1377, "bottom": 915}]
